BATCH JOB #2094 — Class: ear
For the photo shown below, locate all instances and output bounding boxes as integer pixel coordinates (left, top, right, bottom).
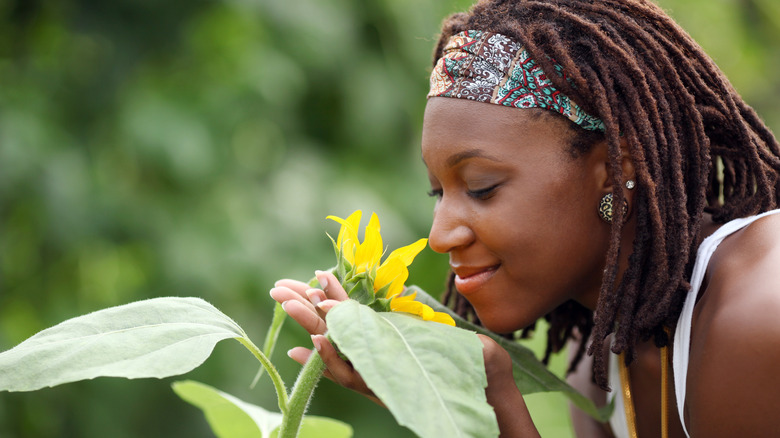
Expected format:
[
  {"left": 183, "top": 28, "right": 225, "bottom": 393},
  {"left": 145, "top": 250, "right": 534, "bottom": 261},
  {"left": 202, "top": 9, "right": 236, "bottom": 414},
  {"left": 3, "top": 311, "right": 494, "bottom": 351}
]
[{"left": 600, "top": 136, "right": 637, "bottom": 210}]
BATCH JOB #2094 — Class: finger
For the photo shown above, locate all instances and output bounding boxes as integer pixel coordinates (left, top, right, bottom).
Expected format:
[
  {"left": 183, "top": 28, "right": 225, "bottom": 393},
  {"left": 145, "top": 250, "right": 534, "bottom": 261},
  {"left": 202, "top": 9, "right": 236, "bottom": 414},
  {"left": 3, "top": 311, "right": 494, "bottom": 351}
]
[
  {"left": 287, "top": 346, "right": 338, "bottom": 380},
  {"left": 312, "top": 335, "right": 384, "bottom": 406},
  {"left": 311, "top": 335, "right": 352, "bottom": 380},
  {"left": 270, "top": 287, "right": 317, "bottom": 314},
  {"left": 305, "top": 288, "right": 327, "bottom": 307},
  {"left": 305, "top": 288, "right": 330, "bottom": 319},
  {"left": 287, "top": 346, "right": 313, "bottom": 366},
  {"left": 288, "top": 347, "right": 339, "bottom": 384},
  {"left": 282, "top": 299, "right": 327, "bottom": 335},
  {"left": 477, "top": 334, "right": 513, "bottom": 378},
  {"left": 274, "top": 279, "right": 312, "bottom": 296},
  {"left": 316, "top": 299, "right": 341, "bottom": 315},
  {"left": 315, "top": 270, "right": 349, "bottom": 301},
  {"left": 312, "top": 335, "right": 366, "bottom": 391}
]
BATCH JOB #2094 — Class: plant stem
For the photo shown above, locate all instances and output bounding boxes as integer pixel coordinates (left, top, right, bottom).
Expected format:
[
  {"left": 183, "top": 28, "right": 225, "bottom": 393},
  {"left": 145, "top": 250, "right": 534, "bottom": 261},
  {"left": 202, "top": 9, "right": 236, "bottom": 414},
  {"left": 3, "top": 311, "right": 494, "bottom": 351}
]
[
  {"left": 250, "top": 302, "right": 288, "bottom": 388},
  {"left": 237, "top": 337, "right": 289, "bottom": 414},
  {"left": 278, "top": 350, "right": 326, "bottom": 438},
  {"left": 250, "top": 275, "right": 320, "bottom": 389}
]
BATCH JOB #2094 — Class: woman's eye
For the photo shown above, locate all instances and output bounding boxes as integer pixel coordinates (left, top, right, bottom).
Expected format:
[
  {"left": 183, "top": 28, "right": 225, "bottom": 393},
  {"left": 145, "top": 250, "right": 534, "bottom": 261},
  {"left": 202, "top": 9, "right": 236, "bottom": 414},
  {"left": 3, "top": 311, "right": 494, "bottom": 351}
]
[
  {"left": 427, "top": 188, "right": 443, "bottom": 199},
  {"left": 467, "top": 184, "right": 499, "bottom": 200}
]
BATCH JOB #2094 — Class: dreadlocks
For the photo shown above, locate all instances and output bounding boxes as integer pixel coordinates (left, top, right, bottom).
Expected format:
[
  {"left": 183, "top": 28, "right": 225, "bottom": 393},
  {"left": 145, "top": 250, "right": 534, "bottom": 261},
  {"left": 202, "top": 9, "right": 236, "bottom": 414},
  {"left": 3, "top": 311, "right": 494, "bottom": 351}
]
[{"left": 436, "top": 0, "right": 780, "bottom": 389}]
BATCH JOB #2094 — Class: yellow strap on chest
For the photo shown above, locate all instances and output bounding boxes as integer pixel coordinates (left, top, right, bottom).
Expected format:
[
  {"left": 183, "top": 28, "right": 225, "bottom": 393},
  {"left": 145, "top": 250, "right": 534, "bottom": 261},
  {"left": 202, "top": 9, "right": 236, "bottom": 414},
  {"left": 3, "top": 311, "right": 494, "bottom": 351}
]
[{"left": 618, "top": 345, "right": 670, "bottom": 438}]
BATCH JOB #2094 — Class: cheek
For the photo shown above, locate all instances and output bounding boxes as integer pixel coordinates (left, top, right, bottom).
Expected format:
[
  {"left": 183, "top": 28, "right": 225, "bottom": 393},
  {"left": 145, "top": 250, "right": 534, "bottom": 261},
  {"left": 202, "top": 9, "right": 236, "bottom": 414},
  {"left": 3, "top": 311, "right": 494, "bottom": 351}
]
[
  {"left": 473, "top": 178, "right": 608, "bottom": 320},
  {"left": 486, "top": 177, "right": 597, "bottom": 257}
]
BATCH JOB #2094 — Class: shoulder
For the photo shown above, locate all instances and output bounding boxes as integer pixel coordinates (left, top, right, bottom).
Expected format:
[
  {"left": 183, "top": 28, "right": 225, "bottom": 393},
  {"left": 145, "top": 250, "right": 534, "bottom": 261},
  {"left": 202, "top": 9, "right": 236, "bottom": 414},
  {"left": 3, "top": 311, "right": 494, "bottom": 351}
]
[
  {"left": 703, "top": 211, "right": 780, "bottom": 319},
  {"left": 685, "top": 211, "right": 780, "bottom": 436}
]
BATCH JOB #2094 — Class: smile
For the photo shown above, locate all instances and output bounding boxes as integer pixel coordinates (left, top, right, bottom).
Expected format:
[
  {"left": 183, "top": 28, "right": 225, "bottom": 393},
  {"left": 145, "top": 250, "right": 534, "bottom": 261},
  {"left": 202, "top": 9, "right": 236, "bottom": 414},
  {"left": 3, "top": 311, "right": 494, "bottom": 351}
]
[{"left": 452, "top": 265, "right": 500, "bottom": 295}]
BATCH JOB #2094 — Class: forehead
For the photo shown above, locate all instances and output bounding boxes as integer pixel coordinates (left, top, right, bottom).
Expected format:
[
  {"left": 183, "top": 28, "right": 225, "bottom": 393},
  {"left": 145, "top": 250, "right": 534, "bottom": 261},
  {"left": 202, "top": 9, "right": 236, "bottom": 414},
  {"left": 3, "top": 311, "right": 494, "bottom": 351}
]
[{"left": 421, "top": 98, "right": 575, "bottom": 166}]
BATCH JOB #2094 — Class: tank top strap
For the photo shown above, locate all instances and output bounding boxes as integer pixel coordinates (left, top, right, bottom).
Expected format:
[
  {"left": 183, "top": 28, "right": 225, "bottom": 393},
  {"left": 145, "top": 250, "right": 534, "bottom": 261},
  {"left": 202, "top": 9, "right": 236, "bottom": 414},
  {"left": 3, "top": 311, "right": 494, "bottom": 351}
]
[{"left": 672, "top": 209, "right": 780, "bottom": 437}]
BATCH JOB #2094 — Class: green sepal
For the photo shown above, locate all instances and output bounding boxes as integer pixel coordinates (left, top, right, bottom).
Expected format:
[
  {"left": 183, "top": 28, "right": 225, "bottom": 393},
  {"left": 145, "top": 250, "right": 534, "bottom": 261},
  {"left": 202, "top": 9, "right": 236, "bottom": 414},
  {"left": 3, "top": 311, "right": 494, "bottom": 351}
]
[
  {"left": 360, "top": 275, "right": 374, "bottom": 300},
  {"left": 367, "top": 264, "right": 378, "bottom": 285},
  {"left": 337, "top": 258, "right": 352, "bottom": 285},
  {"left": 325, "top": 233, "right": 344, "bottom": 283},
  {"left": 368, "top": 297, "right": 391, "bottom": 312},
  {"left": 326, "top": 232, "right": 339, "bottom": 258},
  {"left": 345, "top": 279, "right": 373, "bottom": 305},
  {"left": 373, "top": 282, "right": 392, "bottom": 300},
  {"left": 326, "top": 232, "right": 352, "bottom": 283}
]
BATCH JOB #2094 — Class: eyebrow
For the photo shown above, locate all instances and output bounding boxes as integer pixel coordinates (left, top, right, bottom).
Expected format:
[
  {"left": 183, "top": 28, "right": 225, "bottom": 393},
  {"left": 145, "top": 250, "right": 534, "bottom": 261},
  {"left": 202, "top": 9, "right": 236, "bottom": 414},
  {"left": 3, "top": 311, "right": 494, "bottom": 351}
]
[
  {"left": 420, "top": 148, "right": 503, "bottom": 169},
  {"left": 445, "top": 149, "right": 502, "bottom": 167}
]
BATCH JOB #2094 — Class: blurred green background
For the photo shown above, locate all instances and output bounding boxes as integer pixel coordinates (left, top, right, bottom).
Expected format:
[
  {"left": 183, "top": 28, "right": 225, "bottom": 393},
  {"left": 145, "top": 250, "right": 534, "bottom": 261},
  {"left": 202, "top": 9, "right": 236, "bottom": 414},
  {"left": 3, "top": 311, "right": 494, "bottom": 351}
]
[{"left": 0, "top": 0, "right": 777, "bottom": 436}]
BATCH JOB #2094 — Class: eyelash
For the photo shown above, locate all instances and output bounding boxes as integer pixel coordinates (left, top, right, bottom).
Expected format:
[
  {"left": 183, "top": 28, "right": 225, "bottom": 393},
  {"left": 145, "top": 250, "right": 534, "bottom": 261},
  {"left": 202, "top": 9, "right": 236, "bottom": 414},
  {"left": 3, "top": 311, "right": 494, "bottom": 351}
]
[
  {"left": 468, "top": 184, "right": 499, "bottom": 200},
  {"left": 427, "top": 189, "right": 443, "bottom": 199},
  {"left": 426, "top": 185, "right": 499, "bottom": 200}
]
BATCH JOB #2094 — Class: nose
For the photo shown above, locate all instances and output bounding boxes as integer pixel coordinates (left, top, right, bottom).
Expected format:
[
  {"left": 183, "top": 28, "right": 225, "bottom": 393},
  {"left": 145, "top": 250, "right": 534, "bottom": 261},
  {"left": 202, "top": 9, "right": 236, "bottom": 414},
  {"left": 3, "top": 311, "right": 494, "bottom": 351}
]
[{"left": 428, "top": 202, "right": 475, "bottom": 254}]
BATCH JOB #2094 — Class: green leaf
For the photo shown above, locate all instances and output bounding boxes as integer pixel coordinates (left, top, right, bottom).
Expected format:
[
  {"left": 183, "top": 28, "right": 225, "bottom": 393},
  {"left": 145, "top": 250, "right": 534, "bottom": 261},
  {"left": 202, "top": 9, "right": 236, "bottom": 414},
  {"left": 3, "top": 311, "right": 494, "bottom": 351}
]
[
  {"left": 174, "top": 380, "right": 282, "bottom": 438},
  {"left": 327, "top": 300, "right": 499, "bottom": 438},
  {"left": 294, "top": 416, "right": 353, "bottom": 438},
  {"left": 410, "top": 286, "right": 613, "bottom": 422},
  {"left": 0, "top": 297, "right": 246, "bottom": 392},
  {"left": 173, "top": 380, "right": 353, "bottom": 438}
]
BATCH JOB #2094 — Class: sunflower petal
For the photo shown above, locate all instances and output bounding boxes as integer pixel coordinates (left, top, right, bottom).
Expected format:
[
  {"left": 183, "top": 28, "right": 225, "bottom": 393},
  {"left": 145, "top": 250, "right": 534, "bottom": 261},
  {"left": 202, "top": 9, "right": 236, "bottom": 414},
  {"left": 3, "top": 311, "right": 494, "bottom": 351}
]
[
  {"left": 327, "top": 210, "right": 361, "bottom": 250},
  {"left": 429, "top": 312, "right": 456, "bottom": 326},
  {"left": 389, "top": 295, "right": 423, "bottom": 315},
  {"left": 375, "top": 257, "right": 408, "bottom": 299},
  {"left": 389, "top": 293, "right": 454, "bottom": 324},
  {"left": 418, "top": 302, "right": 435, "bottom": 321},
  {"left": 354, "top": 213, "right": 383, "bottom": 273},
  {"left": 385, "top": 238, "right": 428, "bottom": 267},
  {"left": 328, "top": 211, "right": 362, "bottom": 265}
]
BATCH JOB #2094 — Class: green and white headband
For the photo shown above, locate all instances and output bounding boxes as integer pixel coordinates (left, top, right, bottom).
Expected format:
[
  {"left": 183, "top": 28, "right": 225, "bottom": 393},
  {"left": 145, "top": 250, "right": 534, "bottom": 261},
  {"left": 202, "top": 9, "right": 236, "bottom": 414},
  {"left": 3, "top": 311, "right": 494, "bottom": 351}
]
[{"left": 429, "top": 30, "right": 606, "bottom": 132}]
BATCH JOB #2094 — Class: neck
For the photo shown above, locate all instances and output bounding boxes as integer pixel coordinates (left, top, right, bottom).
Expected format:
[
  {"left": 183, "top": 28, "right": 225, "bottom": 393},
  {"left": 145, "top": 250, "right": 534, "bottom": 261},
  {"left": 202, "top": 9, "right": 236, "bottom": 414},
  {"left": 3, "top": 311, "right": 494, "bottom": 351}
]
[{"left": 578, "top": 214, "right": 638, "bottom": 311}]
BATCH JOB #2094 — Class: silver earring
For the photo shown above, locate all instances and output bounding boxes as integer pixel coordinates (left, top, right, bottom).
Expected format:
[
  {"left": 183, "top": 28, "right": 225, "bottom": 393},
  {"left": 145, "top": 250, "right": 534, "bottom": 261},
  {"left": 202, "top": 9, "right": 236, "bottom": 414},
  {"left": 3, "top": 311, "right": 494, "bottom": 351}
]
[{"left": 625, "top": 180, "right": 636, "bottom": 190}]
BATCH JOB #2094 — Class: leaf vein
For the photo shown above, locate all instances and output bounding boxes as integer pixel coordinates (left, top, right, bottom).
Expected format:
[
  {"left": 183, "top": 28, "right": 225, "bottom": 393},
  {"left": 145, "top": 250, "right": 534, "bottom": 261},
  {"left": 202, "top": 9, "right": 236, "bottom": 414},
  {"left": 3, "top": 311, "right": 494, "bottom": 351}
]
[
  {"left": 9, "top": 322, "right": 239, "bottom": 353},
  {"left": 379, "top": 316, "right": 463, "bottom": 437}
]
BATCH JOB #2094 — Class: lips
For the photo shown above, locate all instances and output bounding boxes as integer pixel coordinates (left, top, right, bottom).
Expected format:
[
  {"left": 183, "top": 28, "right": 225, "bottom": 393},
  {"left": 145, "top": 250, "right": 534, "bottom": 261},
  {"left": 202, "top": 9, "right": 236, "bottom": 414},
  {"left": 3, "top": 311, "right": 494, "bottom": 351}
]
[{"left": 452, "top": 264, "right": 500, "bottom": 295}]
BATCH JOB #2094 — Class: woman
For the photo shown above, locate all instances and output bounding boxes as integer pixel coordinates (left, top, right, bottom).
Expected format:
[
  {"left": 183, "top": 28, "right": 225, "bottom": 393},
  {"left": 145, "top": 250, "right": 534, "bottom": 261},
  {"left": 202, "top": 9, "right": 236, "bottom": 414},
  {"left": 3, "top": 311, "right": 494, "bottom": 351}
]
[{"left": 271, "top": 0, "right": 780, "bottom": 436}]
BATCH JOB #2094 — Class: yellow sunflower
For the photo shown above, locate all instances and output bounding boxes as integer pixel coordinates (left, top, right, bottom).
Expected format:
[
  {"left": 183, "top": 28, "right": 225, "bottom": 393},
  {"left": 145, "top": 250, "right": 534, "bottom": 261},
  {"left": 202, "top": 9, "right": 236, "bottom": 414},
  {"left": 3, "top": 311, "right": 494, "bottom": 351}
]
[{"left": 326, "top": 210, "right": 455, "bottom": 326}]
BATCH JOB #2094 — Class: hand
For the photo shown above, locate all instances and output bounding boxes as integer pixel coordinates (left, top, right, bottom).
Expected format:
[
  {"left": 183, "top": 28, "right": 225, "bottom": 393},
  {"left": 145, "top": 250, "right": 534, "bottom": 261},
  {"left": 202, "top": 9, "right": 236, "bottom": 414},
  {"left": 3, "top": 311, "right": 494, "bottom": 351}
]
[
  {"left": 479, "top": 334, "right": 515, "bottom": 385},
  {"left": 478, "top": 335, "right": 541, "bottom": 438},
  {"left": 270, "top": 271, "right": 382, "bottom": 405}
]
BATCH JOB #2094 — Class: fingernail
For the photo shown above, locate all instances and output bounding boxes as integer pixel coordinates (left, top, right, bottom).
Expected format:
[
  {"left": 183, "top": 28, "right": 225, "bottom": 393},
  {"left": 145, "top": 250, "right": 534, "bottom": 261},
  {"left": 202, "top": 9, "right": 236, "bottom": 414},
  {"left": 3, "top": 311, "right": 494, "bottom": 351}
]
[
  {"left": 306, "top": 289, "right": 322, "bottom": 306},
  {"left": 315, "top": 270, "right": 328, "bottom": 289},
  {"left": 287, "top": 349, "right": 294, "bottom": 359},
  {"left": 317, "top": 300, "right": 336, "bottom": 312},
  {"left": 281, "top": 301, "right": 288, "bottom": 312},
  {"left": 311, "top": 334, "right": 322, "bottom": 352}
]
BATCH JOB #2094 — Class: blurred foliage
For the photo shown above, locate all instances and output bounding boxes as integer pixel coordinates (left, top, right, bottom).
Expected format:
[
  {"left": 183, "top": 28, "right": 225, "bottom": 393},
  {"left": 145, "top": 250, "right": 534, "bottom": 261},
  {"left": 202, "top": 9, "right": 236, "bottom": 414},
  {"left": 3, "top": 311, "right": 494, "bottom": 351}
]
[{"left": 0, "top": 0, "right": 777, "bottom": 437}]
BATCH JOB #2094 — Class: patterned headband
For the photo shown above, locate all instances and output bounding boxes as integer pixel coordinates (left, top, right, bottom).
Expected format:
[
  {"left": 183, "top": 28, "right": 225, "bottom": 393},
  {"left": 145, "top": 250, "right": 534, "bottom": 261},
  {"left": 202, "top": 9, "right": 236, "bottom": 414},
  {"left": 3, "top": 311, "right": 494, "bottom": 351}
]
[{"left": 428, "top": 30, "right": 605, "bottom": 132}]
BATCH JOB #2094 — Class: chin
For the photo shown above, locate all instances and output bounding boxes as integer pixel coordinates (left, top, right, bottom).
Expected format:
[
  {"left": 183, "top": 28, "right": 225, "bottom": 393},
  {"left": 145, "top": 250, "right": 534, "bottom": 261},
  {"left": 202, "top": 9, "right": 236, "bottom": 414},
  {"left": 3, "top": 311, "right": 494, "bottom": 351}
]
[{"left": 476, "top": 311, "right": 531, "bottom": 335}]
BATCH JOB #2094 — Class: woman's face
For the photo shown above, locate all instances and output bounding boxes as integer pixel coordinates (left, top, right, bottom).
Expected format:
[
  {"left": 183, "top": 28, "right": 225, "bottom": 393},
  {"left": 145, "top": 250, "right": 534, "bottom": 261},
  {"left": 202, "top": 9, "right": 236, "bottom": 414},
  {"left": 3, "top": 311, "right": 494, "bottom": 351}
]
[{"left": 422, "top": 97, "right": 612, "bottom": 333}]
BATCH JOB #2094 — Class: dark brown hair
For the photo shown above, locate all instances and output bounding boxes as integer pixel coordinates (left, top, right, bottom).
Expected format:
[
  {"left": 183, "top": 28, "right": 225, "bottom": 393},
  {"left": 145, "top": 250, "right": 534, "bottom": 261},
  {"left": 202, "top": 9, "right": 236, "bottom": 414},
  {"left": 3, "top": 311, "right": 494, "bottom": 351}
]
[{"left": 437, "top": 0, "right": 780, "bottom": 389}]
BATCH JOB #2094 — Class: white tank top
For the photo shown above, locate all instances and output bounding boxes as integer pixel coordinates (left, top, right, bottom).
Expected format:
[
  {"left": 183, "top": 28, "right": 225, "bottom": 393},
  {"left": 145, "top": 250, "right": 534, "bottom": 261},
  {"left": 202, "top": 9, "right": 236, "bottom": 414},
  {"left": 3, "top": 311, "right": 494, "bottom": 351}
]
[
  {"left": 672, "top": 208, "right": 780, "bottom": 436},
  {"left": 607, "top": 209, "right": 780, "bottom": 438}
]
